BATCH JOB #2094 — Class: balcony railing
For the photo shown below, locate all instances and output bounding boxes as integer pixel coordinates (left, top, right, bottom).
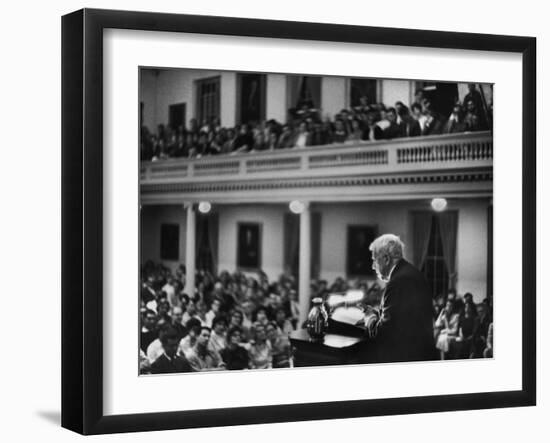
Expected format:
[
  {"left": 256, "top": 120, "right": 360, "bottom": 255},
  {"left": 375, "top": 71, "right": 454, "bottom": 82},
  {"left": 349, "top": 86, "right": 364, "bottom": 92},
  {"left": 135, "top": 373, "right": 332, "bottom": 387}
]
[{"left": 140, "top": 131, "right": 492, "bottom": 184}]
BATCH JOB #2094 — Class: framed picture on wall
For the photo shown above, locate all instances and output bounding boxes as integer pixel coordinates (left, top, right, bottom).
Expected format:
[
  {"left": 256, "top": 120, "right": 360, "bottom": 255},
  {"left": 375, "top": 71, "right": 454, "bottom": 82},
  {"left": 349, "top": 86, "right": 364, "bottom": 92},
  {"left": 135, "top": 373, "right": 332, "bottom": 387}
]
[
  {"left": 62, "top": 8, "right": 536, "bottom": 435},
  {"left": 346, "top": 225, "right": 377, "bottom": 277},
  {"left": 236, "top": 222, "right": 262, "bottom": 270}
]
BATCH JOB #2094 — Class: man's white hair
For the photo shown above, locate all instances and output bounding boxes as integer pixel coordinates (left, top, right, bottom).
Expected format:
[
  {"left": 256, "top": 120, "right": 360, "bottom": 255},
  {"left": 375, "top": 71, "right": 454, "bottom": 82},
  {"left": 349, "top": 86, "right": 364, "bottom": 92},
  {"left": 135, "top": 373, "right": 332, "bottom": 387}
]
[{"left": 369, "top": 234, "right": 404, "bottom": 260}]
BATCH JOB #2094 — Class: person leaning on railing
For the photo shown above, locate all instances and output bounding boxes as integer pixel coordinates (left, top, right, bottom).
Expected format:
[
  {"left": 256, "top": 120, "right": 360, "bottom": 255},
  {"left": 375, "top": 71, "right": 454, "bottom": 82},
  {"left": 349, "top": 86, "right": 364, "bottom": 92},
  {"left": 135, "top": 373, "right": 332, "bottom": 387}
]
[{"left": 139, "top": 92, "right": 491, "bottom": 162}]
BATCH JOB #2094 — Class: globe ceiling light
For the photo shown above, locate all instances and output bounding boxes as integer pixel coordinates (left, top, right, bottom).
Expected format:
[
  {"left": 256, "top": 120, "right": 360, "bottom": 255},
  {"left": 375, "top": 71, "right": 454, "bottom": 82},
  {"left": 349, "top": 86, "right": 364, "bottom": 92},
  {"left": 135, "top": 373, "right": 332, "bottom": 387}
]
[
  {"left": 289, "top": 200, "right": 306, "bottom": 214},
  {"left": 431, "top": 198, "right": 448, "bottom": 212},
  {"left": 198, "top": 201, "right": 212, "bottom": 214}
]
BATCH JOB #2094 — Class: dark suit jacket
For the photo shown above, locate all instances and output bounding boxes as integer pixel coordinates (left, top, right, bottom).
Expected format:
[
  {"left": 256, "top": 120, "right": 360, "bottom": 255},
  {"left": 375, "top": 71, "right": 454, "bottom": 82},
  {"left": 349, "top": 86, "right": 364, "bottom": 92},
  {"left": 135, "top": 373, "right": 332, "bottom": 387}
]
[
  {"left": 368, "top": 259, "right": 436, "bottom": 363},
  {"left": 361, "top": 125, "right": 383, "bottom": 141},
  {"left": 150, "top": 353, "right": 193, "bottom": 374}
]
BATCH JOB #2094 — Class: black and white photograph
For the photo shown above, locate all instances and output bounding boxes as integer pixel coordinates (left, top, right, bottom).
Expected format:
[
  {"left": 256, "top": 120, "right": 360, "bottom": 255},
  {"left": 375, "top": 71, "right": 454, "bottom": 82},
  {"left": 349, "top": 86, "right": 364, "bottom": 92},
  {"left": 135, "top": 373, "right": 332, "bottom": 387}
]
[{"left": 139, "top": 68, "right": 494, "bottom": 374}]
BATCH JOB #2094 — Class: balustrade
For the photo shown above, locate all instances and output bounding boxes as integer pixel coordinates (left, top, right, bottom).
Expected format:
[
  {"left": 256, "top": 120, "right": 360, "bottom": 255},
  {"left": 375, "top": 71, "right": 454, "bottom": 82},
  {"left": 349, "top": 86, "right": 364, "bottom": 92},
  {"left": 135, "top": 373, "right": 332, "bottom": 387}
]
[{"left": 140, "top": 131, "right": 492, "bottom": 183}]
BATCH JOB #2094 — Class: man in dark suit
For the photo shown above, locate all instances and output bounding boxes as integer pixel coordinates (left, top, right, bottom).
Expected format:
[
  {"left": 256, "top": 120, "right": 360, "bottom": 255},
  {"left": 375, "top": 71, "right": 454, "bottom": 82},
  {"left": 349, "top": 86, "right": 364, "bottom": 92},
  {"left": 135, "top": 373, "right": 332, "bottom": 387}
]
[
  {"left": 365, "top": 234, "right": 436, "bottom": 363},
  {"left": 150, "top": 328, "right": 193, "bottom": 374}
]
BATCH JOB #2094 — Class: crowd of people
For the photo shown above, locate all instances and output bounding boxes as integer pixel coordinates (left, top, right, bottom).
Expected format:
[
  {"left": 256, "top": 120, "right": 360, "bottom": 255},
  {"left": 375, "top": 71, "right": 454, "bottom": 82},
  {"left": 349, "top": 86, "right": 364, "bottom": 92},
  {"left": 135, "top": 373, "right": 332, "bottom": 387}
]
[
  {"left": 140, "top": 84, "right": 492, "bottom": 161},
  {"left": 433, "top": 290, "right": 493, "bottom": 360},
  {"left": 139, "top": 260, "right": 493, "bottom": 374}
]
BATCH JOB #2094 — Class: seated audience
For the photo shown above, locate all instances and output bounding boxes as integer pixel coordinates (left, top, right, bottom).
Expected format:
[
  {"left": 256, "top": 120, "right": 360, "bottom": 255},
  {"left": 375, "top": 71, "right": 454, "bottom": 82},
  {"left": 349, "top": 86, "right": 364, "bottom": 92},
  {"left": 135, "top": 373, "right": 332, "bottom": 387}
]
[
  {"left": 177, "top": 318, "right": 202, "bottom": 358},
  {"left": 140, "top": 260, "right": 493, "bottom": 373},
  {"left": 458, "top": 301, "right": 479, "bottom": 359},
  {"left": 140, "top": 81, "right": 492, "bottom": 162},
  {"left": 220, "top": 326, "right": 250, "bottom": 370},
  {"left": 346, "top": 119, "right": 363, "bottom": 142},
  {"left": 186, "top": 326, "right": 226, "bottom": 371},
  {"left": 332, "top": 119, "right": 348, "bottom": 143},
  {"left": 435, "top": 299, "right": 461, "bottom": 359},
  {"left": 293, "top": 121, "right": 312, "bottom": 148},
  {"left": 139, "top": 349, "right": 151, "bottom": 375},
  {"left": 274, "top": 307, "right": 294, "bottom": 335},
  {"left": 266, "top": 321, "right": 291, "bottom": 368},
  {"left": 443, "top": 104, "right": 466, "bottom": 134},
  {"left": 150, "top": 328, "right": 193, "bottom": 374},
  {"left": 248, "top": 324, "right": 273, "bottom": 369},
  {"left": 362, "top": 111, "right": 383, "bottom": 141},
  {"left": 140, "top": 309, "right": 158, "bottom": 352},
  {"left": 182, "top": 300, "right": 203, "bottom": 326},
  {"left": 205, "top": 298, "right": 222, "bottom": 328},
  {"left": 383, "top": 107, "right": 403, "bottom": 139},
  {"left": 170, "top": 306, "right": 188, "bottom": 341},
  {"left": 209, "top": 315, "right": 228, "bottom": 354}
]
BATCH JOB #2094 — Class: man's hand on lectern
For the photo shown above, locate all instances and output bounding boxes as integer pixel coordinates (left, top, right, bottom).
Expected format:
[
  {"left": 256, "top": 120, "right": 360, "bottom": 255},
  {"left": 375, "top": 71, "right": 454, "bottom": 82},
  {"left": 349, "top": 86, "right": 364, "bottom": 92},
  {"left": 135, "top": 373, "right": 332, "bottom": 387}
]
[{"left": 364, "top": 306, "right": 379, "bottom": 338}]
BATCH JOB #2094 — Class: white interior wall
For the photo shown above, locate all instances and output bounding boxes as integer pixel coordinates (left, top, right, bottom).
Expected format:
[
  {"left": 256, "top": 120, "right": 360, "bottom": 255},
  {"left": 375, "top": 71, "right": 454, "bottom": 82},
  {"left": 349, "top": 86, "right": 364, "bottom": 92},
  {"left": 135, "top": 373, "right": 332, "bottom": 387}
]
[
  {"left": 217, "top": 204, "right": 286, "bottom": 281},
  {"left": 455, "top": 199, "right": 489, "bottom": 301},
  {"left": 381, "top": 79, "right": 412, "bottom": 108},
  {"left": 321, "top": 77, "right": 346, "bottom": 119},
  {"left": 139, "top": 69, "right": 157, "bottom": 131},
  {"left": 266, "top": 74, "right": 287, "bottom": 122},
  {"left": 140, "top": 205, "right": 187, "bottom": 272},
  {"left": 141, "top": 69, "right": 238, "bottom": 130}
]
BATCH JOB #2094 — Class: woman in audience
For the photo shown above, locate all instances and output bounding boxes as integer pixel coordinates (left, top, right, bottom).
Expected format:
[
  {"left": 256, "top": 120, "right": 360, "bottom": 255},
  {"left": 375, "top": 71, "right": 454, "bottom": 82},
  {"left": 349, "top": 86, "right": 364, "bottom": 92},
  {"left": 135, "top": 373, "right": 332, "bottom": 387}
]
[
  {"left": 458, "top": 301, "right": 479, "bottom": 359},
  {"left": 346, "top": 118, "right": 363, "bottom": 142},
  {"left": 220, "top": 326, "right": 249, "bottom": 370},
  {"left": 332, "top": 119, "right": 348, "bottom": 143},
  {"left": 266, "top": 321, "right": 291, "bottom": 368},
  {"left": 177, "top": 318, "right": 202, "bottom": 358},
  {"left": 292, "top": 121, "right": 311, "bottom": 148},
  {"left": 248, "top": 324, "right": 273, "bottom": 369},
  {"left": 435, "top": 299, "right": 461, "bottom": 359},
  {"left": 253, "top": 306, "right": 270, "bottom": 328}
]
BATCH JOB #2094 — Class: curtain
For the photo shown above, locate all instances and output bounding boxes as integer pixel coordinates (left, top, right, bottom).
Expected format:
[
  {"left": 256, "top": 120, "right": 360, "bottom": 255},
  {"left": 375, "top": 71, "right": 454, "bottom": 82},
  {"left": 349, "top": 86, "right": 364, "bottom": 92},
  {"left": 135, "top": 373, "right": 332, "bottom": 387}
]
[
  {"left": 207, "top": 214, "right": 219, "bottom": 275},
  {"left": 412, "top": 212, "right": 433, "bottom": 269},
  {"left": 284, "top": 213, "right": 300, "bottom": 278},
  {"left": 288, "top": 76, "right": 321, "bottom": 109},
  {"left": 304, "top": 77, "right": 321, "bottom": 109},
  {"left": 310, "top": 212, "right": 321, "bottom": 279},
  {"left": 438, "top": 211, "right": 458, "bottom": 290},
  {"left": 195, "top": 216, "right": 207, "bottom": 270}
]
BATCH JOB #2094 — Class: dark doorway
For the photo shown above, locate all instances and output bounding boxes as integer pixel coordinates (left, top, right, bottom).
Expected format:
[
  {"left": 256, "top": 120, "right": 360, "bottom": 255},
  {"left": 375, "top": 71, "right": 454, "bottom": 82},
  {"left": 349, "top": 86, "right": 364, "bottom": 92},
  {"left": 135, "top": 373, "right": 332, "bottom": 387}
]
[
  {"left": 422, "top": 215, "right": 449, "bottom": 299},
  {"left": 287, "top": 76, "right": 322, "bottom": 110},
  {"left": 417, "top": 81, "right": 459, "bottom": 118},
  {"left": 160, "top": 223, "right": 179, "bottom": 261},
  {"left": 196, "top": 214, "right": 219, "bottom": 274},
  {"left": 169, "top": 103, "right": 186, "bottom": 132},
  {"left": 238, "top": 73, "right": 266, "bottom": 125},
  {"left": 350, "top": 78, "right": 378, "bottom": 107}
]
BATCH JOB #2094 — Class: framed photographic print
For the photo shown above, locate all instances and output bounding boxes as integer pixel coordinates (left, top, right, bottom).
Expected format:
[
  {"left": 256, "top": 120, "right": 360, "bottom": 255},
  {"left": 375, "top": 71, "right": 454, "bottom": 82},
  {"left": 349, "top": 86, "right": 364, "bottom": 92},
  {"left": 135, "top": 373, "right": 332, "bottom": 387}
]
[{"left": 62, "top": 8, "right": 536, "bottom": 435}]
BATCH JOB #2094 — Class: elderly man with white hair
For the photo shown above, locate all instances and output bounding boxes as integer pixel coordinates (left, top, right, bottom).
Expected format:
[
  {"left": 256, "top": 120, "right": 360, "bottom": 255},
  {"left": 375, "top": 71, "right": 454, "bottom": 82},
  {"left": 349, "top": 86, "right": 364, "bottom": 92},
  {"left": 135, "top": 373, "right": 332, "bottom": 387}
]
[{"left": 362, "top": 233, "right": 436, "bottom": 363}]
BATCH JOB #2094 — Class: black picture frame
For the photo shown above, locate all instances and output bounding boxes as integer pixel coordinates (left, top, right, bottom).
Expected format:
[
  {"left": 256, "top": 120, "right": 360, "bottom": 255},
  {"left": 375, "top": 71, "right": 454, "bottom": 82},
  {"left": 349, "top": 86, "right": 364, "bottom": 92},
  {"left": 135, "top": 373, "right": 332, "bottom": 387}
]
[
  {"left": 62, "top": 8, "right": 536, "bottom": 435},
  {"left": 236, "top": 222, "right": 262, "bottom": 270}
]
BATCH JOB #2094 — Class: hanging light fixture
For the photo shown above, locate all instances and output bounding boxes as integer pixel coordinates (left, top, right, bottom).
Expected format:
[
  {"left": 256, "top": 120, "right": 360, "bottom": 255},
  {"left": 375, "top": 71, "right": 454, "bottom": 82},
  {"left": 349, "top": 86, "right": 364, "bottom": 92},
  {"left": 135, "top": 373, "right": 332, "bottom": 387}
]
[
  {"left": 431, "top": 198, "right": 448, "bottom": 212},
  {"left": 289, "top": 200, "right": 305, "bottom": 214},
  {"left": 198, "top": 201, "right": 212, "bottom": 214}
]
